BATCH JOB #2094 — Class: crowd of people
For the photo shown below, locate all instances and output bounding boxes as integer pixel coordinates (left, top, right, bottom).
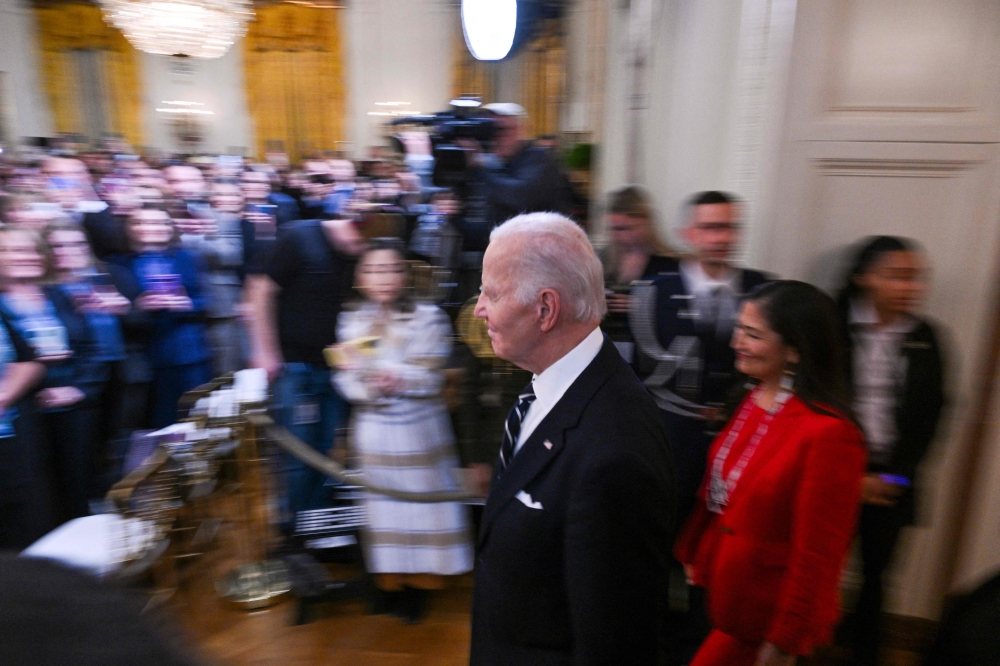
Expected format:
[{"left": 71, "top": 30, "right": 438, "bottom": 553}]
[{"left": 0, "top": 112, "right": 949, "bottom": 665}]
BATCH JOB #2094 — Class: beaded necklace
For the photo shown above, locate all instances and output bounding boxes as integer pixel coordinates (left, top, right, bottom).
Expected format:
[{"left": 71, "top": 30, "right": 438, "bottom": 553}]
[{"left": 707, "top": 387, "right": 792, "bottom": 514}]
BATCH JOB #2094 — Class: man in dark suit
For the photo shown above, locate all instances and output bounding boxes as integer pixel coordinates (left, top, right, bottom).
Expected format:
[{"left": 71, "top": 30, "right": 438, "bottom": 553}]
[
  {"left": 471, "top": 212, "right": 676, "bottom": 666},
  {"left": 628, "top": 191, "right": 769, "bottom": 666},
  {"left": 631, "top": 191, "right": 770, "bottom": 525}
]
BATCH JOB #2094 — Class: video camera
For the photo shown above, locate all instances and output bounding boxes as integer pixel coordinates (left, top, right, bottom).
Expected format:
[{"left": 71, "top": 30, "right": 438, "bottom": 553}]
[{"left": 390, "top": 111, "right": 499, "bottom": 187}]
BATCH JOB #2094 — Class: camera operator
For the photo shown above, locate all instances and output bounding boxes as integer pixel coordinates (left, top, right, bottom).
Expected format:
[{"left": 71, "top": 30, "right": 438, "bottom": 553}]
[{"left": 457, "top": 103, "right": 571, "bottom": 252}]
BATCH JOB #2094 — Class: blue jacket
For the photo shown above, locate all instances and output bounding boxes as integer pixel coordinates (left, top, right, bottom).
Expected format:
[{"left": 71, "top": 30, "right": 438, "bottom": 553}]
[
  {"left": 106, "top": 249, "right": 211, "bottom": 370},
  {"left": 0, "top": 288, "right": 105, "bottom": 409}
]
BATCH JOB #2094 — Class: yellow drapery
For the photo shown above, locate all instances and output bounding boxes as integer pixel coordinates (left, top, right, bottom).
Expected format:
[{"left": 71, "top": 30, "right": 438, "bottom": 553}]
[
  {"left": 34, "top": 4, "right": 144, "bottom": 147},
  {"left": 451, "top": 24, "right": 496, "bottom": 104},
  {"left": 520, "top": 20, "right": 566, "bottom": 138},
  {"left": 451, "top": 19, "right": 565, "bottom": 138},
  {"left": 243, "top": 4, "right": 347, "bottom": 162}
]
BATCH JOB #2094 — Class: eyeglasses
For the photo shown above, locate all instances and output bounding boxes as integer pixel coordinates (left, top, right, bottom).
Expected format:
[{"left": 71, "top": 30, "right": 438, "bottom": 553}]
[
  {"left": 48, "top": 176, "right": 81, "bottom": 190},
  {"left": 360, "top": 267, "right": 406, "bottom": 276}
]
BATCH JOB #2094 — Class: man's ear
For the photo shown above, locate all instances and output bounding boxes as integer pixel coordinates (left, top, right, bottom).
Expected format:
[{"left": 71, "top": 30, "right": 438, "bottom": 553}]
[{"left": 538, "top": 288, "right": 561, "bottom": 333}]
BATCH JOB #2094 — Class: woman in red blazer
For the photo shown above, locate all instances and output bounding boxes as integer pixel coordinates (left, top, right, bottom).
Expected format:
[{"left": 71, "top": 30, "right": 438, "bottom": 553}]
[{"left": 676, "top": 281, "right": 867, "bottom": 666}]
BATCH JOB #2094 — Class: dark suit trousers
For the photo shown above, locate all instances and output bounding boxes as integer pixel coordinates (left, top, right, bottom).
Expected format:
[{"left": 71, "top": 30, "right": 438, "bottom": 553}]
[{"left": 854, "top": 502, "right": 908, "bottom": 665}]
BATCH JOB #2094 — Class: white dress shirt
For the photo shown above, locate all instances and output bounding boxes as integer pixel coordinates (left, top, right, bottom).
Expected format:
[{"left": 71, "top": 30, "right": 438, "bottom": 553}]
[
  {"left": 679, "top": 260, "right": 740, "bottom": 336},
  {"left": 514, "top": 326, "right": 604, "bottom": 455},
  {"left": 850, "top": 299, "right": 916, "bottom": 465}
]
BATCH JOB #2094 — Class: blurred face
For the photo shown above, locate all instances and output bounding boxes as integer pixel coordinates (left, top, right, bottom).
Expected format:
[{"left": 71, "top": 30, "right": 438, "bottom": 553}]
[
  {"left": 104, "top": 183, "right": 141, "bottom": 215},
  {"left": 357, "top": 249, "right": 407, "bottom": 306},
  {"left": 135, "top": 187, "right": 163, "bottom": 205},
  {"left": 128, "top": 210, "right": 174, "bottom": 249},
  {"left": 856, "top": 250, "right": 928, "bottom": 318},
  {"left": 353, "top": 181, "right": 374, "bottom": 202},
  {"left": 47, "top": 228, "right": 91, "bottom": 272},
  {"left": 5, "top": 205, "right": 43, "bottom": 229},
  {"left": 493, "top": 116, "right": 523, "bottom": 159},
  {"left": 135, "top": 169, "right": 167, "bottom": 191},
  {"left": 431, "top": 193, "right": 459, "bottom": 216},
  {"left": 475, "top": 237, "right": 541, "bottom": 366},
  {"left": 732, "top": 300, "right": 797, "bottom": 384},
  {"left": 240, "top": 170, "right": 271, "bottom": 202},
  {"left": 608, "top": 213, "right": 650, "bottom": 250},
  {"left": 0, "top": 232, "right": 46, "bottom": 283},
  {"left": 164, "top": 165, "right": 206, "bottom": 200},
  {"left": 210, "top": 183, "right": 244, "bottom": 214},
  {"left": 329, "top": 160, "right": 355, "bottom": 183},
  {"left": 684, "top": 203, "right": 740, "bottom": 265},
  {"left": 43, "top": 160, "right": 87, "bottom": 210}
]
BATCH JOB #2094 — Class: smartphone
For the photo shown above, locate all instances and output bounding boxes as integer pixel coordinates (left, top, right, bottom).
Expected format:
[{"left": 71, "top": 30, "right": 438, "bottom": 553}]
[
  {"left": 246, "top": 203, "right": 277, "bottom": 217},
  {"left": 90, "top": 272, "right": 117, "bottom": 294},
  {"left": 148, "top": 274, "right": 183, "bottom": 296},
  {"left": 879, "top": 474, "right": 912, "bottom": 488}
]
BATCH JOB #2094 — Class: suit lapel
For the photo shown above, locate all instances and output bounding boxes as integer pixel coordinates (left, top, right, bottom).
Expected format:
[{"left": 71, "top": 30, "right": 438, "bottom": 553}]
[{"left": 477, "top": 337, "right": 621, "bottom": 547}]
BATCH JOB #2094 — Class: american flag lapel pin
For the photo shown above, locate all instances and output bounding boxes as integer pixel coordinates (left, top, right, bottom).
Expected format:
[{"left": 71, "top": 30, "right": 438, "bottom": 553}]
[{"left": 544, "top": 440, "right": 553, "bottom": 450}]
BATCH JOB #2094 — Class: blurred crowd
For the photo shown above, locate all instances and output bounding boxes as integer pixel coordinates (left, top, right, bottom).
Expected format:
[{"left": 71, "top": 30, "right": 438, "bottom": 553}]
[{"left": 0, "top": 117, "right": 952, "bottom": 661}]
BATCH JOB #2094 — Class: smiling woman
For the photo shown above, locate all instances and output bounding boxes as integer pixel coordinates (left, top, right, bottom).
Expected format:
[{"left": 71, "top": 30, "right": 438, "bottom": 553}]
[{"left": 677, "top": 280, "right": 866, "bottom": 666}]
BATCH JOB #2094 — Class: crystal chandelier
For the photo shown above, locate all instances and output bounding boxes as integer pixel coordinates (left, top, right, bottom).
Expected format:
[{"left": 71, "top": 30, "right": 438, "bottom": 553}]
[{"left": 99, "top": 0, "right": 255, "bottom": 59}]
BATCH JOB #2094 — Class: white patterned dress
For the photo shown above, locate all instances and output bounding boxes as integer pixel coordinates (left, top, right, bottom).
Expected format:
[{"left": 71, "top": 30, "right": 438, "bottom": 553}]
[{"left": 333, "top": 303, "right": 473, "bottom": 576}]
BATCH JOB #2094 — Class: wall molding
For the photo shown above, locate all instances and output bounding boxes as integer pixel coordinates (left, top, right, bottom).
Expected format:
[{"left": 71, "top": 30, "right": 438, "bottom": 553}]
[{"left": 813, "top": 156, "right": 982, "bottom": 178}]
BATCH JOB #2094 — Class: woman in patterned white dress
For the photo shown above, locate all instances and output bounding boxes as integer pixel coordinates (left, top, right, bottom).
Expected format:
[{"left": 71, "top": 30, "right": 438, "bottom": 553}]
[{"left": 331, "top": 238, "right": 472, "bottom": 623}]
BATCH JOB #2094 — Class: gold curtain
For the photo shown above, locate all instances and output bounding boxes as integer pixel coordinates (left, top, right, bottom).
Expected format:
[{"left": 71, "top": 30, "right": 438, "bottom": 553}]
[
  {"left": 243, "top": 4, "right": 347, "bottom": 162},
  {"left": 450, "top": 19, "right": 565, "bottom": 138},
  {"left": 521, "top": 20, "right": 566, "bottom": 138},
  {"left": 35, "top": 4, "right": 144, "bottom": 147},
  {"left": 451, "top": 26, "right": 496, "bottom": 104}
]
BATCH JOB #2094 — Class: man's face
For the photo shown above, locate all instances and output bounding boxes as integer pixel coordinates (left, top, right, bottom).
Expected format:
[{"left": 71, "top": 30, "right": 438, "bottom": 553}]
[
  {"left": 210, "top": 184, "right": 244, "bottom": 214},
  {"left": 608, "top": 213, "right": 648, "bottom": 249},
  {"left": 240, "top": 170, "right": 271, "bottom": 203},
  {"left": 42, "top": 158, "right": 87, "bottom": 209},
  {"left": 684, "top": 203, "right": 740, "bottom": 265},
  {"left": 492, "top": 116, "right": 522, "bottom": 159},
  {"left": 474, "top": 238, "right": 541, "bottom": 368},
  {"left": 164, "top": 165, "right": 206, "bottom": 200}
]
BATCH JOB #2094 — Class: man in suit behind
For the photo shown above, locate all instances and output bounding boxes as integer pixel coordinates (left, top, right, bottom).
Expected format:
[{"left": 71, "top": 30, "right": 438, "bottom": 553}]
[{"left": 471, "top": 212, "right": 676, "bottom": 666}]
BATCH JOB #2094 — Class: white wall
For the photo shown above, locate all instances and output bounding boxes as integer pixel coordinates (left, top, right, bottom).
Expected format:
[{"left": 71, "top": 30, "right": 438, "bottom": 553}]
[
  {"left": 140, "top": 48, "right": 253, "bottom": 155},
  {"left": 345, "top": 0, "right": 456, "bottom": 159},
  {"left": 758, "top": 0, "right": 1000, "bottom": 620},
  {"left": 0, "top": 0, "right": 52, "bottom": 139},
  {"left": 597, "top": 0, "right": 747, "bottom": 245}
]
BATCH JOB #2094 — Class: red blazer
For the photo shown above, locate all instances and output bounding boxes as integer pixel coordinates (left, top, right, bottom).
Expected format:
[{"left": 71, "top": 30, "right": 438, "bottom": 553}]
[{"left": 676, "top": 395, "right": 866, "bottom": 656}]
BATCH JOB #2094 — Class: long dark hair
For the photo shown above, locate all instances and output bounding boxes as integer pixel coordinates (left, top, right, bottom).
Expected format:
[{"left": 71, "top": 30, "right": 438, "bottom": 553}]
[
  {"left": 746, "top": 280, "right": 852, "bottom": 419},
  {"left": 835, "top": 235, "right": 920, "bottom": 320}
]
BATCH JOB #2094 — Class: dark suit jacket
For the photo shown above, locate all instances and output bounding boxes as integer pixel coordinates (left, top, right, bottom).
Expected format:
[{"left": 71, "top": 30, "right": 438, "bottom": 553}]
[
  {"left": 846, "top": 318, "right": 946, "bottom": 524},
  {"left": 634, "top": 262, "right": 770, "bottom": 500},
  {"left": 470, "top": 336, "right": 676, "bottom": 666}
]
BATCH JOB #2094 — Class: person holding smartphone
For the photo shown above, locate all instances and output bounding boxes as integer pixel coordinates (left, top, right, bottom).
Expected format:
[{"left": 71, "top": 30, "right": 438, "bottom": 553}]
[
  {"left": 835, "top": 236, "right": 947, "bottom": 666},
  {"left": 0, "top": 227, "right": 104, "bottom": 526},
  {"left": 106, "top": 205, "right": 212, "bottom": 429},
  {"left": 45, "top": 223, "right": 131, "bottom": 497}
]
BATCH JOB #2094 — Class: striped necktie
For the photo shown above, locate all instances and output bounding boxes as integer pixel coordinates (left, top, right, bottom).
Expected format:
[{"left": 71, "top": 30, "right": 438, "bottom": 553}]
[{"left": 498, "top": 383, "right": 537, "bottom": 473}]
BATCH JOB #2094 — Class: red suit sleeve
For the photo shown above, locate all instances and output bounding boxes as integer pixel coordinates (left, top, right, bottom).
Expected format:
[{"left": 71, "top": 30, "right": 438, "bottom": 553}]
[{"left": 765, "top": 418, "right": 867, "bottom": 655}]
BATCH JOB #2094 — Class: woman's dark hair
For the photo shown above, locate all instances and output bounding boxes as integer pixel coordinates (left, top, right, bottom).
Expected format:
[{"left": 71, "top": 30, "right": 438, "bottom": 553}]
[
  {"left": 746, "top": 280, "right": 852, "bottom": 419},
  {"left": 835, "top": 235, "right": 921, "bottom": 318}
]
